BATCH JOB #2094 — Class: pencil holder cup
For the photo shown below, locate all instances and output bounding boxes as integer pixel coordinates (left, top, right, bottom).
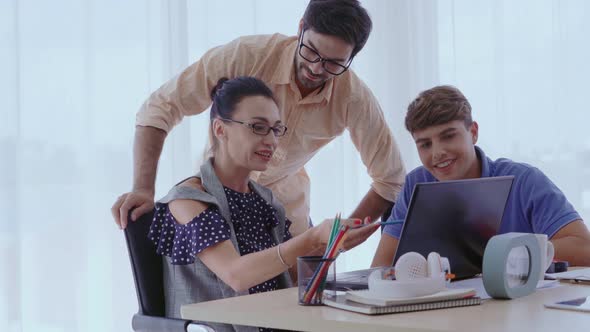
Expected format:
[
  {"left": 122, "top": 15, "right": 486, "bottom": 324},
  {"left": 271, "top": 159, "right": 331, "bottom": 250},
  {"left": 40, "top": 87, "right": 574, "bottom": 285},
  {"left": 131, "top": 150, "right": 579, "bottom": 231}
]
[{"left": 297, "top": 256, "right": 336, "bottom": 305}]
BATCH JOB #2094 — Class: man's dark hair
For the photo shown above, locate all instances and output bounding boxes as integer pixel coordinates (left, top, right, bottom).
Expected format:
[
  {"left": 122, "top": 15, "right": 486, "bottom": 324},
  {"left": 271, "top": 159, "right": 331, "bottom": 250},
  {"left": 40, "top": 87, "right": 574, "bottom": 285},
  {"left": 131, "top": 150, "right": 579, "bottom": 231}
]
[
  {"left": 302, "top": 0, "right": 372, "bottom": 58},
  {"left": 405, "top": 85, "right": 473, "bottom": 133}
]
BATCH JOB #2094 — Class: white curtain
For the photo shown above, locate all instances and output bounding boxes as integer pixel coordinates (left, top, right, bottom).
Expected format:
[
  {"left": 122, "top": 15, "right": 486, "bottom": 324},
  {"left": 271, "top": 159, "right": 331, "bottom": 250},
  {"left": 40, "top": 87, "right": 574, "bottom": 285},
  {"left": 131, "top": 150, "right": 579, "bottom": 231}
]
[
  {"left": 435, "top": 0, "right": 590, "bottom": 224},
  {"left": 1, "top": 0, "right": 588, "bottom": 331}
]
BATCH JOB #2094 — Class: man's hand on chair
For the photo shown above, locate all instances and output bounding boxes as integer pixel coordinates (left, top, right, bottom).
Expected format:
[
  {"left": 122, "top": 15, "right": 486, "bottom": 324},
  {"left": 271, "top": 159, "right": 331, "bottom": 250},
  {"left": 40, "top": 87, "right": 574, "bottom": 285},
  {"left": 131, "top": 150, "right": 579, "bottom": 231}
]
[{"left": 111, "top": 190, "right": 154, "bottom": 229}]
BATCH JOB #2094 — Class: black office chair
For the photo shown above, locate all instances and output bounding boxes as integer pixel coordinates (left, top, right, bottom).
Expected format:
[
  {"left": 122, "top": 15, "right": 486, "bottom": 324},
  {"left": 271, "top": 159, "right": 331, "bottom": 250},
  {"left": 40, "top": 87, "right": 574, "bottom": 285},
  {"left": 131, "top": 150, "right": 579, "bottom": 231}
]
[{"left": 124, "top": 210, "right": 215, "bottom": 332}]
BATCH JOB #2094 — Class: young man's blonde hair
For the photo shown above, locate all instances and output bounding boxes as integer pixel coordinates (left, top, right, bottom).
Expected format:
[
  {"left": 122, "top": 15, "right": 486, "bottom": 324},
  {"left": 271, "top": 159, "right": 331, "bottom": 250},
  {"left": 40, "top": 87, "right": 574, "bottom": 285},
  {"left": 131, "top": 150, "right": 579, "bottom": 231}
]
[{"left": 405, "top": 85, "right": 473, "bottom": 133}]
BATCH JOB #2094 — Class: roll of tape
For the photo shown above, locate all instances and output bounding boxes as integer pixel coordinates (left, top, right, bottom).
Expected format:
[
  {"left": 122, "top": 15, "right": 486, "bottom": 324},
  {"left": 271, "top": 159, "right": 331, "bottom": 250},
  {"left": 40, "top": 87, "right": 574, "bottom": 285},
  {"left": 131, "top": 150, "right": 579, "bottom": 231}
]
[{"left": 482, "top": 232, "right": 541, "bottom": 299}]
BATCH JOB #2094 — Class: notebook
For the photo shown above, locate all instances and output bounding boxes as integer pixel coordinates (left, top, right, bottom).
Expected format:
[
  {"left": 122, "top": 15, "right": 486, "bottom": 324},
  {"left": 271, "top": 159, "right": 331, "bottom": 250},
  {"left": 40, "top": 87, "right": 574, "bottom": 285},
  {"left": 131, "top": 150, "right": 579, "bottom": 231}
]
[
  {"left": 332, "top": 176, "right": 514, "bottom": 290},
  {"left": 324, "top": 293, "right": 482, "bottom": 315},
  {"left": 345, "top": 287, "right": 477, "bottom": 306}
]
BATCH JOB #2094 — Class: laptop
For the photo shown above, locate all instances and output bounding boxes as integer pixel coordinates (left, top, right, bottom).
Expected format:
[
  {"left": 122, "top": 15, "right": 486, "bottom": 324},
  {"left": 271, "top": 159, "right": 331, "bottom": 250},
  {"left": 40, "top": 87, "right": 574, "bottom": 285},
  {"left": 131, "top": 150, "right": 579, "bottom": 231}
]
[{"left": 331, "top": 176, "right": 514, "bottom": 290}]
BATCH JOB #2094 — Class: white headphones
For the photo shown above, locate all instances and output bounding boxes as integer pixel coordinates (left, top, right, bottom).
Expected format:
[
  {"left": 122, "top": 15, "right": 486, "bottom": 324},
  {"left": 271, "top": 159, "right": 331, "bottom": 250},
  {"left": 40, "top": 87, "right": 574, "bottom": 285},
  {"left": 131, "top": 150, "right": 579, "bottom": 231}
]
[{"left": 368, "top": 252, "right": 452, "bottom": 298}]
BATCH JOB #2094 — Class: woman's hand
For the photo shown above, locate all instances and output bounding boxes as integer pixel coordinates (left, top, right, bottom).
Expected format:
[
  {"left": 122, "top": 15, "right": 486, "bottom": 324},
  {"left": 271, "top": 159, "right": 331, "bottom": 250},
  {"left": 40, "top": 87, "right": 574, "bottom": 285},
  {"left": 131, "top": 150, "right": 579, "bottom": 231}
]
[
  {"left": 313, "top": 217, "right": 380, "bottom": 252},
  {"left": 341, "top": 217, "right": 380, "bottom": 250},
  {"left": 313, "top": 218, "right": 337, "bottom": 250}
]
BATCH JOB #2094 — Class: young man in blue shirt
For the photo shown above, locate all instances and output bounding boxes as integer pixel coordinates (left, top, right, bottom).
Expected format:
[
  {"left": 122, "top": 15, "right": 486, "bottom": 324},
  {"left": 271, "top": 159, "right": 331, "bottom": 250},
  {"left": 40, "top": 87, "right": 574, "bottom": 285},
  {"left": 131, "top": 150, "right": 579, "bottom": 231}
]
[{"left": 372, "top": 85, "right": 590, "bottom": 267}]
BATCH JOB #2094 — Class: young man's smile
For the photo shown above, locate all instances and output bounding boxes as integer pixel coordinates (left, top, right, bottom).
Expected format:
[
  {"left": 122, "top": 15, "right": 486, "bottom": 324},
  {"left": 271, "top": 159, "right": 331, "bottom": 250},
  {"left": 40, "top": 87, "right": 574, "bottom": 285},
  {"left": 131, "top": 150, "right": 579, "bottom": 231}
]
[{"left": 413, "top": 120, "right": 481, "bottom": 181}]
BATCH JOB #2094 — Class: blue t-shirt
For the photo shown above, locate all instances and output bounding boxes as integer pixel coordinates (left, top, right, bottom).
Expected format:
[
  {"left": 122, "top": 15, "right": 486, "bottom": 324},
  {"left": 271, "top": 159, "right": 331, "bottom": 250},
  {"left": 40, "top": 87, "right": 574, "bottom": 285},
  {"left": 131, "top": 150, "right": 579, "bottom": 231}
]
[{"left": 383, "top": 146, "right": 580, "bottom": 239}]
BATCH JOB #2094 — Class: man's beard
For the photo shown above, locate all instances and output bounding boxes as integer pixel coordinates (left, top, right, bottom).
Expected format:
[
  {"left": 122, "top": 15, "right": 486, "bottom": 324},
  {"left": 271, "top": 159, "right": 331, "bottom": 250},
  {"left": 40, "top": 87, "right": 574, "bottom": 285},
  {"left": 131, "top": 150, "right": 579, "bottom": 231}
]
[{"left": 296, "top": 62, "right": 328, "bottom": 90}]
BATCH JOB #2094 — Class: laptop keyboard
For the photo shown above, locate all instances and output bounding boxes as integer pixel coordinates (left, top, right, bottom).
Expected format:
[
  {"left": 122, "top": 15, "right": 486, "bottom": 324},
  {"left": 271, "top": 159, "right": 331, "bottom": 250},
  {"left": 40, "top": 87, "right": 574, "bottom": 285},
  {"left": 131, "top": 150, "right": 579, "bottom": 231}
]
[{"left": 333, "top": 267, "right": 381, "bottom": 282}]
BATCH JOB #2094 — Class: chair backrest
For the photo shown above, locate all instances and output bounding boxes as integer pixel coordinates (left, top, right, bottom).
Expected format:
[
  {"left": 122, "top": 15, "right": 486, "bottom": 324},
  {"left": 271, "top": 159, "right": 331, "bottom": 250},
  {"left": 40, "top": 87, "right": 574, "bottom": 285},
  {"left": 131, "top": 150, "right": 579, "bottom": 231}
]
[{"left": 124, "top": 210, "right": 165, "bottom": 317}]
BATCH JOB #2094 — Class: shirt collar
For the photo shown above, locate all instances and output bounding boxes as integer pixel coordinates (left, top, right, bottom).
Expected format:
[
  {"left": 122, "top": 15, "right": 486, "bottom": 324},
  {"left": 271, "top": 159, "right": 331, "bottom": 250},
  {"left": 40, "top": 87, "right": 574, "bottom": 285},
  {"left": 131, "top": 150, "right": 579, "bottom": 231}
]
[
  {"left": 270, "top": 37, "right": 298, "bottom": 85},
  {"left": 298, "top": 76, "right": 334, "bottom": 105},
  {"left": 475, "top": 145, "right": 491, "bottom": 177}
]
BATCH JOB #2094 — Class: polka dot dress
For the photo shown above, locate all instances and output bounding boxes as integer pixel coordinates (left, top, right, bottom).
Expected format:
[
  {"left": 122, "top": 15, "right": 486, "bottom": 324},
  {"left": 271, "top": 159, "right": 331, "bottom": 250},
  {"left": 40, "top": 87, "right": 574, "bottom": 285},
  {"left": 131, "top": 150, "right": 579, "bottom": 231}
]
[{"left": 149, "top": 185, "right": 292, "bottom": 297}]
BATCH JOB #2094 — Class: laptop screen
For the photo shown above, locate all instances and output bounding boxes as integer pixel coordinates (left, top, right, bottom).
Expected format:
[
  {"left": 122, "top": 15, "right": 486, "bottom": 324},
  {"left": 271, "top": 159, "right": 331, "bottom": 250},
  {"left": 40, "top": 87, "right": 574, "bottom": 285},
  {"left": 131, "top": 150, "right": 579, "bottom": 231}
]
[{"left": 394, "top": 176, "right": 514, "bottom": 280}]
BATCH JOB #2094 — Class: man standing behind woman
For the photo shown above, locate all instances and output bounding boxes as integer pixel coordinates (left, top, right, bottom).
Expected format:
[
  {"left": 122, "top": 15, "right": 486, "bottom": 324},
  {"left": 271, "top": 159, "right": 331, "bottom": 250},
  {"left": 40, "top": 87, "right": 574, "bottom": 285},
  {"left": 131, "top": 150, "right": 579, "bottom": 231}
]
[
  {"left": 148, "top": 76, "right": 378, "bottom": 332},
  {"left": 112, "top": 0, "right": 406, "bottom": 237}
]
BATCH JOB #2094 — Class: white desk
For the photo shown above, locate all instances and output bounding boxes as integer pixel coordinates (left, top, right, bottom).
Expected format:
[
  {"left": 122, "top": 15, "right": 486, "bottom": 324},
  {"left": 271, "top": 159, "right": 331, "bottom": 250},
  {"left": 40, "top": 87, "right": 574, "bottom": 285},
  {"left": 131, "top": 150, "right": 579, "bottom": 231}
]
[{"left": 181, "top": 282, "right": 590, "bottom": 332}]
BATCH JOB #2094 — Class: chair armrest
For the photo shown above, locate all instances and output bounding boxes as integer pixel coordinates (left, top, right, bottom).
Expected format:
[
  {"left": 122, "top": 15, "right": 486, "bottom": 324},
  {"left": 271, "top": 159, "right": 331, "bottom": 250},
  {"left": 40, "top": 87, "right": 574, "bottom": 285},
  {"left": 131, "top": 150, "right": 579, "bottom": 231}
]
[{"left": 132, "top": 313, "right": 215, "bottom": 332}]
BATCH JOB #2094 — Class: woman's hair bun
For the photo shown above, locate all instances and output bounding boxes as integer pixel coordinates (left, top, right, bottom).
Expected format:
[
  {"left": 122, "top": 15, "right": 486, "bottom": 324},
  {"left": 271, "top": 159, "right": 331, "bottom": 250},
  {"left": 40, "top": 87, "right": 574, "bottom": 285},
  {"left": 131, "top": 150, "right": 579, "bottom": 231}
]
[{"left": 210, "top": 77, "right": 229, "bottom": 100}]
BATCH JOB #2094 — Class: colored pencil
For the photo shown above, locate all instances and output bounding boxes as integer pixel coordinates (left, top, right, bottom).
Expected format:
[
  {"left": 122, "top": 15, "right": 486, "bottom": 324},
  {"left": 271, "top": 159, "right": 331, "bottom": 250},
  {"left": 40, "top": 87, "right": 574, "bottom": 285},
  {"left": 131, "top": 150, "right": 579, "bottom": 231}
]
[{"left": 303, "top": 224, "right": 349, "bottom": 303}]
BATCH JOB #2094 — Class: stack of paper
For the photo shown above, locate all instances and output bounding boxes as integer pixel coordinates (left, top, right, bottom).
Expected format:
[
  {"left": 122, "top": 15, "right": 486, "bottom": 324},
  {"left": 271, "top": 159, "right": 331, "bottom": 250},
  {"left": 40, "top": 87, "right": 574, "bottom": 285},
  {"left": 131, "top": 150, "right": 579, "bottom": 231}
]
[
  {"left": 324, "top": 287, "right": 480, "bottom": 315},
  {"left": 546, "top": 268, "right": 590, "bottom": 284}
]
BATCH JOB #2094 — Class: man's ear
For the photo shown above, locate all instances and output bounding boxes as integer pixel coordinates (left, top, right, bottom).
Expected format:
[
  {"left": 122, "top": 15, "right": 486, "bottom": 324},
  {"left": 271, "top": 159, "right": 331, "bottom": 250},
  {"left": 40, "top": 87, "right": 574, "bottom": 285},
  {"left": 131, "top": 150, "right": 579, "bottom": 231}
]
[
  {"left": 470, "top": 121, "right": 479, "bottom": 144},
  {"left": 297, "top": 19, "right": 304, "bottom": 36}
]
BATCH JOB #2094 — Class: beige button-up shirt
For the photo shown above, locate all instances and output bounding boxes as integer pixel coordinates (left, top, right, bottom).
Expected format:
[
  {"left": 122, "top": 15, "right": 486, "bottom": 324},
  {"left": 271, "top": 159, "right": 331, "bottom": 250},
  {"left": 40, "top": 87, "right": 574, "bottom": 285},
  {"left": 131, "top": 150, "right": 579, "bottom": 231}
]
[{"left": 137, "top": 33, "right": 405, "bottom": 236}]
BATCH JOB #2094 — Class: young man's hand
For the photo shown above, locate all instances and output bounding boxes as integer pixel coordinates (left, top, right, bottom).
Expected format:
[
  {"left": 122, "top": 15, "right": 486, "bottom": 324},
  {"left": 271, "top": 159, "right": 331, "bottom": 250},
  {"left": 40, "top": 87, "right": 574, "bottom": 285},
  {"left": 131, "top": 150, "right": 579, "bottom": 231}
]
[
  {"left": 314, "top": 217, "right": 379, "bottom": 252},
  {"left": 341, "top": 217, "right": 380, "bottom": 251}
]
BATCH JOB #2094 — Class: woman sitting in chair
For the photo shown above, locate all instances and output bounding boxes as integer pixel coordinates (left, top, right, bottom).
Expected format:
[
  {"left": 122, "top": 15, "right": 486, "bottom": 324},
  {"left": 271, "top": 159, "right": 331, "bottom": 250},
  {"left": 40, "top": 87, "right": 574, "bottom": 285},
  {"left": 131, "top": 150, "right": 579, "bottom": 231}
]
[{"left": 148, "top": 76, "right": 379, "bottom": 331}]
